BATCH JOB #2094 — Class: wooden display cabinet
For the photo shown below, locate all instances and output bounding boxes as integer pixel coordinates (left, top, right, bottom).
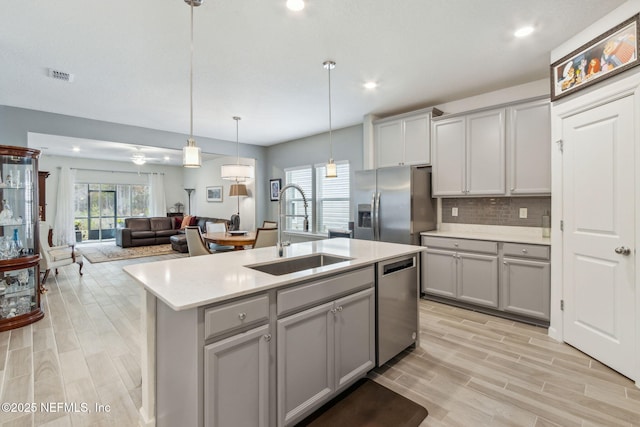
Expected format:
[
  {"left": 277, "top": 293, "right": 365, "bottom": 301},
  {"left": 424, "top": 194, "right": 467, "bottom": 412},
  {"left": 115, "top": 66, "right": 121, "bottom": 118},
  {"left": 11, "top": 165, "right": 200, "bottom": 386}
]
[{"left": 0, "top": 145, "right": 43, "bottom": 332}]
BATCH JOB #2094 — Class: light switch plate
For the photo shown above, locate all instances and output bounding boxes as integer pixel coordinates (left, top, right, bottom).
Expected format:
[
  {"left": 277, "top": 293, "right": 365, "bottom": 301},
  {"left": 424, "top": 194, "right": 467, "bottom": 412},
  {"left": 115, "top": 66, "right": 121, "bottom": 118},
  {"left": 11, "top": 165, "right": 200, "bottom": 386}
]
[
  {"left": 519, "top": 208, "right": 528, "bottom": 219},
  {"left": 452, "top": 207, "right": 458, "bottom": 217}
]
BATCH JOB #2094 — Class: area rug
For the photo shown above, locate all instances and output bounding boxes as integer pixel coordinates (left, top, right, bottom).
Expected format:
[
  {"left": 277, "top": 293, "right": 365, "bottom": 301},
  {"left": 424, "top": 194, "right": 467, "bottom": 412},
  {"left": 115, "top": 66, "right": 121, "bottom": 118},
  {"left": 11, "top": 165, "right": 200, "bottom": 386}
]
[
  {"left": 296, "top": 378, "right": 428, "bottom": 427},
  {"left": 80, "top": 243, "right": 179, "bottom": 263}
]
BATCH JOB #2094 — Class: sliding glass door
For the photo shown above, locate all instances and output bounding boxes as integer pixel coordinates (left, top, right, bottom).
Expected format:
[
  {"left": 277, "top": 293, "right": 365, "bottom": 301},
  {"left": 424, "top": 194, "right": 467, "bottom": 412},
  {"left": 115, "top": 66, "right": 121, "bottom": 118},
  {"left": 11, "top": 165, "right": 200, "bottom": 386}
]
[{"left": 74, "top": 183, "right": 149, "bottom": 242}]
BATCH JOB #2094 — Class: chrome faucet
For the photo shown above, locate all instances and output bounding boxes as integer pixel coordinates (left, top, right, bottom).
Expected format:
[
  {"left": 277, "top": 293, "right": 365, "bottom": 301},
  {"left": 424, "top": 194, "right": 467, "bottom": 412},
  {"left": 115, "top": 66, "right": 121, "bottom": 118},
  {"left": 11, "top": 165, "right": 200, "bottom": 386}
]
[{"left": 277, "top": 183, "right": 309, "bottom": 257}]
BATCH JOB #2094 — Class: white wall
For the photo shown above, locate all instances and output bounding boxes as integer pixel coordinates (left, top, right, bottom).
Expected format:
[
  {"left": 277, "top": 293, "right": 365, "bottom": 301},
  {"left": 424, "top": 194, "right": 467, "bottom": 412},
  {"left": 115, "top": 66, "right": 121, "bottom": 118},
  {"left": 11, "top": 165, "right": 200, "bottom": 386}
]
[{"left": 189, "top": 156, "right": 257, "bottom": 231}]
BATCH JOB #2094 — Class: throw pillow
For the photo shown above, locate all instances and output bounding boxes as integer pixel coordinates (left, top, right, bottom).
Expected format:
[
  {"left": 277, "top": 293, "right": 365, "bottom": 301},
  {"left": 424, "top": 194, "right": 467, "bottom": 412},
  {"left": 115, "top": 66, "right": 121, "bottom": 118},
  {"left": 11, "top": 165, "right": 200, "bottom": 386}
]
[
  {"left": 180, "top": 215, "right": 192, "bottom": 229},
  {"left": 189, "top": 216, "right": 198, "bottom": 226}
]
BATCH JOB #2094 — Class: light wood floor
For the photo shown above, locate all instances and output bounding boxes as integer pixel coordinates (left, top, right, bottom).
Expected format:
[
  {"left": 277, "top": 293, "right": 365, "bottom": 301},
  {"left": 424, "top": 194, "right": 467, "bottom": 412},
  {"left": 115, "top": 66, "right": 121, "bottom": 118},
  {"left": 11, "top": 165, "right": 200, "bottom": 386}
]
[{"left": 0, "top": 253, "right": 638, "bottom": 426}]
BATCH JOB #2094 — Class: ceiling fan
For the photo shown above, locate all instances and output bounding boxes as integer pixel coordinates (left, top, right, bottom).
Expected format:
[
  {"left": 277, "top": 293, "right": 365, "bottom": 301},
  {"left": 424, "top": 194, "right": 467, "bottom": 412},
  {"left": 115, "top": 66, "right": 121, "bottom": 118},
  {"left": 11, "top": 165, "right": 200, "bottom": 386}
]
[{"left": 131, "top": 147, "right": 165, "bottom": 166}]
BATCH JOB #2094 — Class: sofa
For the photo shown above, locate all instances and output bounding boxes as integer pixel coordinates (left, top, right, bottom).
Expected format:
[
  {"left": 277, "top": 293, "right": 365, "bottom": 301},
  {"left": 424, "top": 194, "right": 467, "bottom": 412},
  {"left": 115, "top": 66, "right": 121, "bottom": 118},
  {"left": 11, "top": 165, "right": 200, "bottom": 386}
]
[
  {"left": 169, "top": 216, "right": 231, "bottom": 253},
  {"left": 116, "top": 217, "right": 179, "bottom": 248}
]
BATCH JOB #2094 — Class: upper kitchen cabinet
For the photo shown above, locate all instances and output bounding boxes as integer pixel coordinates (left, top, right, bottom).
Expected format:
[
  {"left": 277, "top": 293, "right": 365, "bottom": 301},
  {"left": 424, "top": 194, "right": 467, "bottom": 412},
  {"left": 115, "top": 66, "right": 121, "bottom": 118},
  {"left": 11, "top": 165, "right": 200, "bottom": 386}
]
[
  {"left": 432, "top": 108, "right": 505, "bottom": 196},
  {"left": 374, "top": 107, "right": 442, "bottom": 168},
  {"left": 507, "top": 99, "right": 551, "bottom": 194},
  {"left": 432, "top": 97, "right": 550, "bottom": 197}
]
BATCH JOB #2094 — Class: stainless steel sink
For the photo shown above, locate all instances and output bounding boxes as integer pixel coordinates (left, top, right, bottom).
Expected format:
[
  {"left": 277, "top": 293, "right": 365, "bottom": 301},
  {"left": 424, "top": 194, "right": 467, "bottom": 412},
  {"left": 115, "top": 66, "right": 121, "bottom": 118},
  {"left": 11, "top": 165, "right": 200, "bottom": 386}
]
[{"left": 246, "top": 253, "right": 352, "bottom": 276}]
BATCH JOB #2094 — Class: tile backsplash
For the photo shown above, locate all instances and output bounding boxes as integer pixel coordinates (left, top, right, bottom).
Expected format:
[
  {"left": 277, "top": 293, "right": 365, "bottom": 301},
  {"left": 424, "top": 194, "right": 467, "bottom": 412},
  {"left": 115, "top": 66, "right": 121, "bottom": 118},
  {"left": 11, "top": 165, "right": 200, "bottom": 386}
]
[{"left": 441, "top": 197, "right": 551, "bottom": 227}]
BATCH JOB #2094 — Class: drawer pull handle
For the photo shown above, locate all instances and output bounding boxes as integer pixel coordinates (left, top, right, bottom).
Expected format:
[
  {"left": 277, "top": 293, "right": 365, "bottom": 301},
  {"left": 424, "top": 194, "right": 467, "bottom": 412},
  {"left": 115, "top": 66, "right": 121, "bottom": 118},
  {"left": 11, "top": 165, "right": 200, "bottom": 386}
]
[
  {"left": 263, "top": 334, "right": 272, "bottom": 342},
  {"left": 238, "top": 312, "right": 247, "bottom": 321},
  {"left": 337, "top": 306, "right": 343, "bottom": 312},
  {"left": 522, "top": 249, "right": 528, "bottom": 253}
]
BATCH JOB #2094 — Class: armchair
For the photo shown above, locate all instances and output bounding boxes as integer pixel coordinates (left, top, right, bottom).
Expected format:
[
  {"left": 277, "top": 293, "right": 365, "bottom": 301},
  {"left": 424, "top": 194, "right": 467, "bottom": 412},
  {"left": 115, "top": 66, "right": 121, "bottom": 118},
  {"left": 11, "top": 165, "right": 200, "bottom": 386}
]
[{"left": 39, "top": 222, "right": 83, "bottom": 284}]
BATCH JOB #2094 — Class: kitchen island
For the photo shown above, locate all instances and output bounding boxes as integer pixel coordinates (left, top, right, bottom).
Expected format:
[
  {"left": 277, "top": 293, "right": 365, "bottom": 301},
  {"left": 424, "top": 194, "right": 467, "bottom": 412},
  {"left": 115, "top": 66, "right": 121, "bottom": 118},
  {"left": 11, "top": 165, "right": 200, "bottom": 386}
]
[{"left": 124, "top": 238, "right": 424, "bottom": 427}]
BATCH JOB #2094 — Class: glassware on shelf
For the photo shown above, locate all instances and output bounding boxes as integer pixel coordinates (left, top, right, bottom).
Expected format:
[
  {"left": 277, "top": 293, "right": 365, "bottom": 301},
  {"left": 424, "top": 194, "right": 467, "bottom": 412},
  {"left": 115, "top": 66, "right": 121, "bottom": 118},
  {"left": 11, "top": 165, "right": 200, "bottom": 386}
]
[
  {"left": 0, "top": 237, "right": 11, "bottom": 260},
  {"left": 0, "top": 200, "right": 14, "bottom": 225},
  {"left": 12, "top": 229, "right": 23, "bottom": 256}
]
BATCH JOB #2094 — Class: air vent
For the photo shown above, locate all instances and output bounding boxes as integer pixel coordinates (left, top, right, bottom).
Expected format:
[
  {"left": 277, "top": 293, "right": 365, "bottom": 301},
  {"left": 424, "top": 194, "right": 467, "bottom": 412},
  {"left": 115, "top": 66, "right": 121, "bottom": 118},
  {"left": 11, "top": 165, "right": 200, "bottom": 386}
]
[{"left": 48, "top": 68, "right": 75, "bottom": 82}]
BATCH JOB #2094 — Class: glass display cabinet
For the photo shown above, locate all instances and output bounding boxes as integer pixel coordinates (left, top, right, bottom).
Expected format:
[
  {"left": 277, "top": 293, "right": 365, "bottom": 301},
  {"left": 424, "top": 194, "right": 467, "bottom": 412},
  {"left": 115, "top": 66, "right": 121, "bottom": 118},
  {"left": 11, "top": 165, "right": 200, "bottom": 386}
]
[{"left": 0, "top": 145, "right": 43, "bottom": 331}]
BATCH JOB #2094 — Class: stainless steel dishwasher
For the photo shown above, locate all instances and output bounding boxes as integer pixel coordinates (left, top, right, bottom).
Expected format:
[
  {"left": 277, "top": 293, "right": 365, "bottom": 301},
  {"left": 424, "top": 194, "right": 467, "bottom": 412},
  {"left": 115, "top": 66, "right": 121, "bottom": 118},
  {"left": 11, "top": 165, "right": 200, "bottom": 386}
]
[{"left": 376, "top": 254, "right": 419, "bottom": 366}]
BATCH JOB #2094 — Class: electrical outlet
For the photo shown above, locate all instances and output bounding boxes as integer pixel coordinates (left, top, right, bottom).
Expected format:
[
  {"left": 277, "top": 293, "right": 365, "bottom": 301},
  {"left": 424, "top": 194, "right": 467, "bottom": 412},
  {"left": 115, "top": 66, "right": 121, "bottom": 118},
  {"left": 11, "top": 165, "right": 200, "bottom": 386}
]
[
  {"left": 519, "top": 208, "right": 528, "bottom": 219},
  {"left": 452, "top": 207, "right": 458, "bottom": 217}
]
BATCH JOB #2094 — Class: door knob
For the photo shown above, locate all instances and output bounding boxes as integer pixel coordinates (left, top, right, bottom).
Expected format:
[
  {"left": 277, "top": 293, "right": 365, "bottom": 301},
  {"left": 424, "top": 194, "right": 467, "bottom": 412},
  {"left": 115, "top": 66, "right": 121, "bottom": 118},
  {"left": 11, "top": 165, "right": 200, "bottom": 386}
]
[{"left": 614, "top": 246, "right": 631, "bottom": 255}]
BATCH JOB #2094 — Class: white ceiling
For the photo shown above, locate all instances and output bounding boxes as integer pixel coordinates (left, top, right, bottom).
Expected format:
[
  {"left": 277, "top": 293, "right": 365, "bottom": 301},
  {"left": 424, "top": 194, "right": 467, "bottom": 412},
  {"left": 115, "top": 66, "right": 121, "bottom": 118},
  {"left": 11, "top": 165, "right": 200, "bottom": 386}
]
[{"left": 0, "top": 0, "right": 626, "bottom": 157}]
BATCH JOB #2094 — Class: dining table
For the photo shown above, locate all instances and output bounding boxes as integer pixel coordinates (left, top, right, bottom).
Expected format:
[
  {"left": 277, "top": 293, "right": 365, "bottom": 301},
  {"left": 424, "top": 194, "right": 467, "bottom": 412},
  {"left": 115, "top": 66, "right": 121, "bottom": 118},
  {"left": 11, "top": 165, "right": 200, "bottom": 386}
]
[{"left": 202, "top": 231, "right": 257, "bottom": 250}]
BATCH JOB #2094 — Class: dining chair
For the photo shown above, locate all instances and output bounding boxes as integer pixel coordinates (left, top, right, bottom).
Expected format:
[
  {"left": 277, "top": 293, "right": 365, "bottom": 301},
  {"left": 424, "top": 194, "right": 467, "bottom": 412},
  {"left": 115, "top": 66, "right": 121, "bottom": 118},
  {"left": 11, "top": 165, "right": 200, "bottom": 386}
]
[
  {"left": 205, "top": 222, "right": 233, "bottom": 252},
  {"left": 262, "top": 220, "right": 278, "bottom": 229},
  {"left": 185, "top": 226, "right": 212, "bottom": 257},
  {"left": 39, "top": 221, "right": 83, "bottom": 284},
  {"left": 252, "top": 227, "right": 278, "bottom": 248}
]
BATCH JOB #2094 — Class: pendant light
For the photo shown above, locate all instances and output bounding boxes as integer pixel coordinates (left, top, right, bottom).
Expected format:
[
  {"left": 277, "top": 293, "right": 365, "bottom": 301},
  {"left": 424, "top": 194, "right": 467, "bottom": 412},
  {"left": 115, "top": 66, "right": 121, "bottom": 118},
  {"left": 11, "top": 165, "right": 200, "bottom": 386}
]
[
  {"left": 182, "top": 0, "right": 202, "bottom": 168},
  {"left": 221, "top": 116, "right": 254, "bottom": 181},
  {"left": 324, "top": 60, "right": 337, "bottom": 178}
]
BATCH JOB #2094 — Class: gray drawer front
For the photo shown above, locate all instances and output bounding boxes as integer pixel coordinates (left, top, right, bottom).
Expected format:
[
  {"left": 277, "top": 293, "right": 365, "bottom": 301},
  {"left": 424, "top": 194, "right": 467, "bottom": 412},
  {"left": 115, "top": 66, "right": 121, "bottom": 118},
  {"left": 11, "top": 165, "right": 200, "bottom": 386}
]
[
  {"left": 277, "top": 266, "right": 374, "bottom": 316},
  {"left": 503, "top": 243, "right": 549, "bottom": 260},
  {"left": 204, "top": 294, "right": 269, "bottom": 341},
  {"left": 422, "top": 236, "right": 497, "bottom": 254}
]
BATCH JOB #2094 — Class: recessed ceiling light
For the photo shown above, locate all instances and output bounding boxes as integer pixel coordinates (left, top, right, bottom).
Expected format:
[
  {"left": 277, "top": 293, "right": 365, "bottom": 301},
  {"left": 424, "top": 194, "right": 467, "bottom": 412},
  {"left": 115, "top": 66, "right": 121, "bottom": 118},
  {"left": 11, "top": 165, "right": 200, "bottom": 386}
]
[
  {"left": 364, "top": 81, "right": 378, "bottom": 90},
  {"left": 514, "top": 26, "right": 534, "bottom": 38},
  {"left": 72, "top": 147, "right": 80, "bottom": 152},
  {"left": 286, "top": 0, "right": 304, "bottom": 11}
]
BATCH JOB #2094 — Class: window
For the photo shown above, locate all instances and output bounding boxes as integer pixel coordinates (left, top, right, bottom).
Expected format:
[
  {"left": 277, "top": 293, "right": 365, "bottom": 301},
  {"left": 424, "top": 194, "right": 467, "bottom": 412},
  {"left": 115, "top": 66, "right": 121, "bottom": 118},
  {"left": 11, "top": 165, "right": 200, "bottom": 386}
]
[
  {"left": 74, "top": 183, "right": 149, "bottom": 241},
  {"left": 284, "top": 161, "right": 350, "bottom": 234},
  {"left": 315, "top": 162, "right": 350, "bottom": 233},
  {"left": 284, "top": 166, "right": 313, "bottom": 231}
]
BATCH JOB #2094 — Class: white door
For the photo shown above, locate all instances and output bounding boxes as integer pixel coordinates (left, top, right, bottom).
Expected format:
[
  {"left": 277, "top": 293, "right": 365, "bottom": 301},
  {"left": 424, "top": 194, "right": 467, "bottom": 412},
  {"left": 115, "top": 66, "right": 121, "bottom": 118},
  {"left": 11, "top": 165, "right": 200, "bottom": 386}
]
[{"left": 562, "top": 95, "right": 635, "bottom": 379}]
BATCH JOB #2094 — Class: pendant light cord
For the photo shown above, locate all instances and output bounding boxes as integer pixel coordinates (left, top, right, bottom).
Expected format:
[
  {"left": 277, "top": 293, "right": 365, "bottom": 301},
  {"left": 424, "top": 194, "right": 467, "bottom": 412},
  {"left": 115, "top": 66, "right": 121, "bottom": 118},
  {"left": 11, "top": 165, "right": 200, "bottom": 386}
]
[
  {"left": 235, "top": 116, "right": 240, "bottom": 165},
  {"left": 327, "top": 63, "right": 333, "bottom": 160},
  {"left": 189, "top": 1, "right": 194, "bottom": 140}
]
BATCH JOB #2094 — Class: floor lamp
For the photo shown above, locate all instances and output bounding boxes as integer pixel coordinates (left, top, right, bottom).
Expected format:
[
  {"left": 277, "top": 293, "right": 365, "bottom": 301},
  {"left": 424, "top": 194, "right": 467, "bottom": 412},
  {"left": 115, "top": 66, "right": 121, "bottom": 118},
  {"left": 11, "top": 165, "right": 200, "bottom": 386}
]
[
  {"left": 229, "top": 183, "right": 248, "bottom": 228},
  {"left": 185, "top": 188, "right": 194, "bottom": 215}
]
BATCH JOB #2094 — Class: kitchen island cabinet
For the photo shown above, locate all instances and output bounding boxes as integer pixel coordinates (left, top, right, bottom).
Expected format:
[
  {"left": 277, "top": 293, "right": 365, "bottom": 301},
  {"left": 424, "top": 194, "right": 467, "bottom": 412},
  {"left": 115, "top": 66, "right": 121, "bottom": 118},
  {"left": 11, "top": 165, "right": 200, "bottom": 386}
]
[
  {"left": 277, "top": 284, "right": 374, "bottom": 426},
  {"left": 124, "top": 239, "right": 421, "bottom": 427}
]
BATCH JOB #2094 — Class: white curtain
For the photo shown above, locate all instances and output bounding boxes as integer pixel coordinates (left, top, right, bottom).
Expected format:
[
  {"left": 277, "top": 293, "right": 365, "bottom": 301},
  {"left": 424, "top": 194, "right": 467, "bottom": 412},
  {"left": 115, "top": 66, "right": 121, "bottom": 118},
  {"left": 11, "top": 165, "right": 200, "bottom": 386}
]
[
  {"left": 148, "top": 173, "right": 167, "bottom": 217},
  {"left": 53, "top": 167, "right": 76, "bottom": 246}
]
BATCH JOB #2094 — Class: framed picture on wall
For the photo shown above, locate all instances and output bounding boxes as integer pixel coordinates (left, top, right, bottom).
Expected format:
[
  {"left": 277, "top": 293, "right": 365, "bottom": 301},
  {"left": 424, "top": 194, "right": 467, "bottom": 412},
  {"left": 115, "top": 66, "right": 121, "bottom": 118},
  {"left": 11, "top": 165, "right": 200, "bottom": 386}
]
[
  {"left": 206, "top": 186, "right": 223, "bottom": 202},
  {"left": 270, "top": 179, "right": 281, "bottom": 202},
  {"left": 550, "top": 14, "right": 640, "bottom": 101}
]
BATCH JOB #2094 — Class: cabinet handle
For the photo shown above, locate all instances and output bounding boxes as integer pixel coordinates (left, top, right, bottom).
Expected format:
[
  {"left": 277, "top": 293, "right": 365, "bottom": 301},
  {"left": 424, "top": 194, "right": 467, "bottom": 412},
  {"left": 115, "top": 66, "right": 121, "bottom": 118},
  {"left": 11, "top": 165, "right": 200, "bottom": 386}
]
[
  {"left": 263, "top": 334, "right": 272, "bottom": 342},
  {"left": 522, "top": 249, "right": 528, "bottom": 254},
  {"left": 330, "top": 308, "right": 337, "bottom": 314},
  {"left": 337, "top": 306, "right": 343, "bottom": 312},
  {"left": 503, "top": 261, "right": 508, "bottom": 265},
  {"left": 238, "top": 312, "right": 247, "bottom": 321},
  {"left": 510, "top": 188, "right": 515, "bottom": 191}
]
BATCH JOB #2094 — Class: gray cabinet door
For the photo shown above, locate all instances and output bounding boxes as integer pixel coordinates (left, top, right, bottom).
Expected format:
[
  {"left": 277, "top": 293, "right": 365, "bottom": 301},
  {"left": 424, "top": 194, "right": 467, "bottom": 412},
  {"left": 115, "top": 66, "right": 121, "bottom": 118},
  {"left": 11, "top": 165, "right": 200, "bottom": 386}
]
[
  {"left": 457, "top": 252, "right": 499, "bottom": 308},
  {"left": 508, "top": 99, "right": 551, "bottom": 194},
  {"left": 423, "top": 248, "right": 457, "bottom": 297},
  {"left": 376, "top": 119, "right": 404, "bottom": 167},
  {"left": 501, "top": 257, "right": 550, "bottom": 320},
  {"left": 333, "top": 288, "right": 375, "bottom": 391},
  {"left": 466, "top": 109, "right": 506, "bottom": 195},
  {"left": 204, "top": 324, "right": 270, "bottom": 427},
  {"left": 277, "top": 301, "right": 334, "bottom": 427},
  {"left": 432, "top": 117, "right": 465, "bottom": 196},
  {"left": 403, "top": 112, "right": 431, "bottom": 165}
]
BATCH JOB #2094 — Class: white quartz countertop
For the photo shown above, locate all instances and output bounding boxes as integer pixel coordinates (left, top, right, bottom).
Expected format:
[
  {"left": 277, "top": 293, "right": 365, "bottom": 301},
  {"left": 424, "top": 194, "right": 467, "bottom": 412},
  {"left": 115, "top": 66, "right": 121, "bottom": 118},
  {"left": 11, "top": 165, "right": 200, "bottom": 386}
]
[
  {"left": 123, "top": 238, "right": 424, "bottom": 311},
  {"left": 420, "top": 224, "right": 551, "bottom": 246}
]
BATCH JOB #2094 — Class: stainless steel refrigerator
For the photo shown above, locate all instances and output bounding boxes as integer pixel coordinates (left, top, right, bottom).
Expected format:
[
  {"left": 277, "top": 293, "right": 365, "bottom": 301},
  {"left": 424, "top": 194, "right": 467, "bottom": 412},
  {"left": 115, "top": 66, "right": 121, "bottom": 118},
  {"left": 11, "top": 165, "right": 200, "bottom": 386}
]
[{"left": 353, "top": 165, "right": 436, "bottom": 245}]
